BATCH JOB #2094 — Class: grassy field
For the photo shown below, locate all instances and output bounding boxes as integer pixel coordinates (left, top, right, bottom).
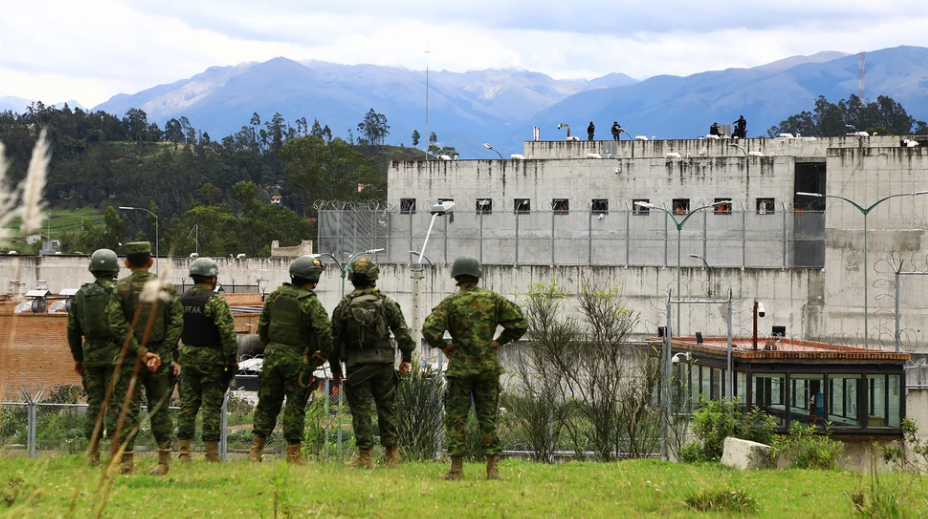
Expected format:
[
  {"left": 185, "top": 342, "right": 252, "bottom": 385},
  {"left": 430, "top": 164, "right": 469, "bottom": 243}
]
[
  {"left": 2, "top": 206, "right": 104, "bottom": 249},
  {"left": 2, "top": 456, "right": 926, "bottom": 518}
]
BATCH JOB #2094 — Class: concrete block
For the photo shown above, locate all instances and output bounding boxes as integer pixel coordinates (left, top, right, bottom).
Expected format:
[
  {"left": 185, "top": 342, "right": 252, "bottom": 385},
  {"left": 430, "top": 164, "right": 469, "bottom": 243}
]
[{"left": 721, "top": 437, "right": 775, "bottom": 470}]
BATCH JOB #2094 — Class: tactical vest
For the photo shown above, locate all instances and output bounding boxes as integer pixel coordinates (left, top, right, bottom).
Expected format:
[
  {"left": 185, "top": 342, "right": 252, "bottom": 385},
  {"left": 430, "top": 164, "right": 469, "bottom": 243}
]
[
  {"left": 181, "top": 288, "right": 221, "bottom": 346},
  {"left": 117, "top": 273, "right": 167, "bottom": 343},
  {"left": 267, "top": 287, "right": 314, "bottom": 347},
  {"left": 77, "top": 282, "right": 114, "bottom": 342},
  {"left": 343, "top": 290, "right": 394, "bottom": 366}
]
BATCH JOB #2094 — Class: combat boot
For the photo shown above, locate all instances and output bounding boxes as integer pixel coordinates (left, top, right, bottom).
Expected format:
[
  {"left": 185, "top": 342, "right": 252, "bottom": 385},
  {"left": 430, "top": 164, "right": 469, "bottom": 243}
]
[
  {"left": 178, "top": 440, "right": 192, "bottom": 463},
  {"left": 286, "top": 443, "right": 306, "bottom": 466},
  {"left": 385, "top": 446, "right": 399, "bottom": 468},
  {"left": 204, "top": 441, "right": 221, "bottom": 462},
  {"left": 248, "top": 436, "right": 265, "bottom": 462},
  {"left": 119, "top": 451, "right": 135, "bottom": 475},
  {"left": 486, "top": 455, "right": 501, "bottom": 480},
  {"left": 439, "top": 456, "right": 464, "bottom": 481},
  {"left": 350, "top": 447, "right": 374, "bottom": 469},
  {"left": 151, "top": 449, "right": 171, "bottom": 476}
]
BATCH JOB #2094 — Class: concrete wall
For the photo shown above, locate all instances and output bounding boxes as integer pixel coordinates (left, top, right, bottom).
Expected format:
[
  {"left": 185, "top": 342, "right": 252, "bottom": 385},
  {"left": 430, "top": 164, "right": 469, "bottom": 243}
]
[
  {"left": 389, "top": 155, "right": 798, "bottom": 212},
  {"left": 0, "top": 257, "right": 823, "bottom": 342},
  {"left": 521, "top": 136, "right": 909, "bottom": 160},
  {"left": 822, "top": 148, "right": 928, "bottom": 344}
]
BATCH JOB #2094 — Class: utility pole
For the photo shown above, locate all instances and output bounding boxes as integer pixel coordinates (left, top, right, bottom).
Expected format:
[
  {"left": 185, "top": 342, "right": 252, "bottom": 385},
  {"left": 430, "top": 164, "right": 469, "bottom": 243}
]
[{"left": 425, "top": 49, "right": 430, "bottom": 162}]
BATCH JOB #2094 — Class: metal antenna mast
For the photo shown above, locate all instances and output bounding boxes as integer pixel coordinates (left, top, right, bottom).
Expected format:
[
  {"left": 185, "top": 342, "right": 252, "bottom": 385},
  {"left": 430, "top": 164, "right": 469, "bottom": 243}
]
[{"left": 425, "top": 49, "right": 430, "bottom": 161}]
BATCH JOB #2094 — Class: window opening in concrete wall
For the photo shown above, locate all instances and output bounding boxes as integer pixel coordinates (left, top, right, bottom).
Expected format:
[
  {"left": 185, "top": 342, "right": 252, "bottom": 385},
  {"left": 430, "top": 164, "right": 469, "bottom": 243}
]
[
  {"left": 756, "top": 198, "right": 775, "bottom": 215},
  {"left": 476, "top": 198, "right": 493, "bottom": 214},
  {"left": 672, "top": 198, "right": 690, "bottom": 215},
  {"left": 552, "top": 198, "right": 569, "bottom": 213},
  {"left": 514, "top": 198, "right": 531, "bottom": 214},
  {"left": 632, "top": 199, "right": 650, "bottom": 215},
  {"left": 591, "top": 199, "right": 608, "bottom": 214},
  {"left": 794, "top": 162, "right": 826, "bottom": 210},
  {"left": 400, "top": 198, "right": 416, "bottom": 214},
  {"left": 714, "top": 198, "right": 732, "bottom": 215}
]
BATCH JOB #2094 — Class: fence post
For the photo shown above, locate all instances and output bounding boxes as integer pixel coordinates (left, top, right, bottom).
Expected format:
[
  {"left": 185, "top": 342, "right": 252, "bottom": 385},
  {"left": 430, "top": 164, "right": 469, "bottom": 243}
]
[
  {"left": 514, "top": 212, "right": 520, "bottom": 267},
  {"left": 220, "top": 392, "right": 229, "bottom": 461},
  {"left": 661, "top": 290, "right": 672, "bottom": 460},
  {"left": 443, "top": 213, "right": 448, "bottom": 264},
  {"left": 702, "top": 211, "right": 708, "bottom": 261},
  {"left": 435, "top": 347, "right": 444, "bottom": 461},
  {"left": 741, "top": 210, "right": 747, "bottom": 268},
  {"left": 26, "top": 395, "right": 37, "bottom": 459},
  {"left": 727, "top": 289, "right": 733, "bottom": 402},
  {"left": 782, "top": 206, "right": 788, "bottom": 268},
  {"left": 663, "top": 212, "right": 669, "bottom": 267},
  {"left": 895, "top": 271, "right": 902, "bottom": 353},
  {"left": 588, "top": 209, "right": 593, "bottom": 265},
  {"left": 625, "top": 210, "right": 631, "bottom": 267},
  {"left": 479, "top": 211, "right": 484, "bottom": 265},
  {"left": 323, "top": 377, "right": 330, "bottom": 461},
  {"left": 337, "top": 380, "right": 344, "bottom": 460},
  {"left": 550, "top": 210, "right": 555, "bottom": 266}
]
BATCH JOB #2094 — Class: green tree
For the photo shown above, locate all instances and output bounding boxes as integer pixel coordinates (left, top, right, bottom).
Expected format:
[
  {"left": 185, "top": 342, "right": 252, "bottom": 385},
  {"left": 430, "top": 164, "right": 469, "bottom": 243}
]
[{"left": 411, "top": 129, "right": 420, "bottom": 147}]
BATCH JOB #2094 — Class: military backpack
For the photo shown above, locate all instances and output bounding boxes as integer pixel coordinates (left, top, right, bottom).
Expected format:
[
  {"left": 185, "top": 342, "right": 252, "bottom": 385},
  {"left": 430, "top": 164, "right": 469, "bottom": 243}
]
[{"left": 77, "top": 282, "right": 114, "bottom": 342}]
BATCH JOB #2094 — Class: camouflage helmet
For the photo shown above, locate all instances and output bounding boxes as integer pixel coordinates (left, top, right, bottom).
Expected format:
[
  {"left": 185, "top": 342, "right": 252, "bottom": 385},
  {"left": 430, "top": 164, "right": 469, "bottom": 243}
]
[
  {"left": 189, "top": 258, "right": 219, "bottom": 278},
  {"left": 290, "top": 255, "right": 325, "bottom": 282},
  {"left": 88, "top": 249, "right": 119, "bottom": 274},
  {"left": 450, "top": 256, "right": 482, "bottom": 279},
  {"left": 349, "top": 257, "right": 379, "bottom": 280}
]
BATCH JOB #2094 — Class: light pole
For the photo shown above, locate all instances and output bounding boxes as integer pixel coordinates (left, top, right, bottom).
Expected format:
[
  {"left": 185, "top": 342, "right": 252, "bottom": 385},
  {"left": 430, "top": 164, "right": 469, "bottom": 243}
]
[
  {"left": 119, "top": 206, "right": 159, "bottom": 275},
  {"left": 728, "top": 143, "right": 749, "bottom": 164},
  {"left": 313, "top": 248, "right": 385, "bottom": 298},
  {"left": 410, "top": 201, "right": 455, "bottom": 348},
  {"left": 482, "top": 143, "right": 504, "bottom": 160},
  {"left": 688, "top": 254, "right": 711, "bottom": 296},
  {"left": 797, "top": 191, "right": 928, "bottom": 349},
  {"left": 636, "top": 201, "right": 730, "bottom": 334}
]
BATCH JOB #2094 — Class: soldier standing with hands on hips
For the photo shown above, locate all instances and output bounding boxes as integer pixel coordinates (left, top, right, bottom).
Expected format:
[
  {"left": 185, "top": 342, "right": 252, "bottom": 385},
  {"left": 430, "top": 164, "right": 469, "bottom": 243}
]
[
  {"left": 176, "top": 258, "right": 239, "bottom": 463},
  {"left": 423, "top": 256, "right": 527, "bottom": 481}
]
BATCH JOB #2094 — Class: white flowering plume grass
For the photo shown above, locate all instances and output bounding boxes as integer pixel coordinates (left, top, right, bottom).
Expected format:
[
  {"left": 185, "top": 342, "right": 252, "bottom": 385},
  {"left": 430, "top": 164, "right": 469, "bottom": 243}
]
[{"left": 20, "top": 129, "right": 49, "bottom": 234}]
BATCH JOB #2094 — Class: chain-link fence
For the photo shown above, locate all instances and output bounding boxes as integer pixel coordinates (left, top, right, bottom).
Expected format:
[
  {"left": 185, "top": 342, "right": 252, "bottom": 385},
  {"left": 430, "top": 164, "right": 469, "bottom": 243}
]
[{"left": 318, "top": 205, "right": 825, "bottom": 268}]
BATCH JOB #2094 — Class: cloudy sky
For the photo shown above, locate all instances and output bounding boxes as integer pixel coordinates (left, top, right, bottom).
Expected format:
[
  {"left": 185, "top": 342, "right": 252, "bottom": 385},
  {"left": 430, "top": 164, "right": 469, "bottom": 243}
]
[{"left": 1, "top": 0, "right": 927, "bottom": 107}]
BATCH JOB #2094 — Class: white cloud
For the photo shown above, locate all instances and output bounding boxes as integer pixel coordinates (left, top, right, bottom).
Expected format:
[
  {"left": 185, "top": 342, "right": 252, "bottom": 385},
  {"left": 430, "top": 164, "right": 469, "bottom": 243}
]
[{"left": 1, "top": 0, "right": 928, "bottom": 107}]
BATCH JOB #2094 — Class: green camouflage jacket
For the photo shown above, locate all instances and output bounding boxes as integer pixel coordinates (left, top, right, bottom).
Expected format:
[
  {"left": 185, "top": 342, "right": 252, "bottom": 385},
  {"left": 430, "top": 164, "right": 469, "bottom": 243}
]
[
  {"left": 330, "top": 287, "right": 416, "bottom": 371},
  {"left": 115, "top": 270, "right": 183, "bottom": 362},
  {"left": 422, "top": 283, "right": 527, "bottom": 377},
  {"left": 258, "top": 283, "right": 333, "bottom": 362},
  {"left": 67, "top": 278, "right": 148, "bottom": 366},
  {"left": 179, "top": 285, "right": 239, "bottom": 367}
]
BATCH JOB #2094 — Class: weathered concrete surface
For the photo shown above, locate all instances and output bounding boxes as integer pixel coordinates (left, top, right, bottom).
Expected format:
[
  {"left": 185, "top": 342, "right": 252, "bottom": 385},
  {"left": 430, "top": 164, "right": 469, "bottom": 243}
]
[{"left": 721, "top": 437, "right": 775, "bottom": 470}]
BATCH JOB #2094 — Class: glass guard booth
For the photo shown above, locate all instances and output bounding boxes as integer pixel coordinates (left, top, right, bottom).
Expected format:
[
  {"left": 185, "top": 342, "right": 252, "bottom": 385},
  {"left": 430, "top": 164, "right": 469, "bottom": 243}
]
[{"left": 661, "top": 338, "right": 908, "bottom": 438}]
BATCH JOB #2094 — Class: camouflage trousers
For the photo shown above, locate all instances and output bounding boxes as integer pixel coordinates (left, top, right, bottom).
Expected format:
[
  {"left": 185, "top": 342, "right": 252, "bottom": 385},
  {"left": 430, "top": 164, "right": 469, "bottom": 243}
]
[
  {"left": 252, "top": 353, "right": 310, "bottom": 445},
  {"left": 177, "top": 362, "right": 226, "bottom": 442},
  {"left": 444, "top": 373, "right": 501, "bottom": 457},
  {"left": 344, "top": 364, "right": 398, "bottom": 449},
  {"left": 81, "top": 364, "right": 132, "bottom": 445},
  {"left": 131, "top": 360, "right": 176, "bottom": 450}
]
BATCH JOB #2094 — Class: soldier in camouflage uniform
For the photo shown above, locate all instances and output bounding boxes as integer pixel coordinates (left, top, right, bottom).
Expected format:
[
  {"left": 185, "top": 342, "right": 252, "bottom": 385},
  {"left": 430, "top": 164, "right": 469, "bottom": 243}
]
[
  {"left": 176, "top": 258, "right": 239, "bottom": 463},
  {"left": 250, "top": 256, "right": 333, "bottom": 465},
  {"left": 67, "top": 249, "right": 161, "bottom": 467},
  {"left": 114, "top": 242, "right": 184, "bottom": 475},
  {"left": 423, "top": 256, "right": 527, "bottom": 481},
  {"left": 330, "top": 257, "right": 415, "bottom": 469}
]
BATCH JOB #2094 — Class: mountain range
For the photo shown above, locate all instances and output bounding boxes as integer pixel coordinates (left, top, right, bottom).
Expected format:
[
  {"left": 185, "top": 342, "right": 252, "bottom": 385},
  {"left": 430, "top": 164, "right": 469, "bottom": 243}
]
[
  {"left": 5, "top": 46, "right": 928, "bottom": 156},
  {"left": 0, "top": 96, "right": 85, "bottom": 113}
]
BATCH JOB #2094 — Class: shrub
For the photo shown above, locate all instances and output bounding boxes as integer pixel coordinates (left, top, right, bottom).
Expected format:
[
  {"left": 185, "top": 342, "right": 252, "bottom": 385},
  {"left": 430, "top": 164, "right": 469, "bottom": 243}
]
[
  {"left": 774, "top": 422, "right": 844, "bottom": 470},
  {"left": 882, "top": 418, "right": 928, "bottom": 473},
  {"left": 851, "top": 450, "right": 915, "bottom": 519},
  {"left": 394, "top": 362, "right": 443, "bottom": 462},
  {"left": 681, "top": 397, "right": 775, "bottom": 463}
]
